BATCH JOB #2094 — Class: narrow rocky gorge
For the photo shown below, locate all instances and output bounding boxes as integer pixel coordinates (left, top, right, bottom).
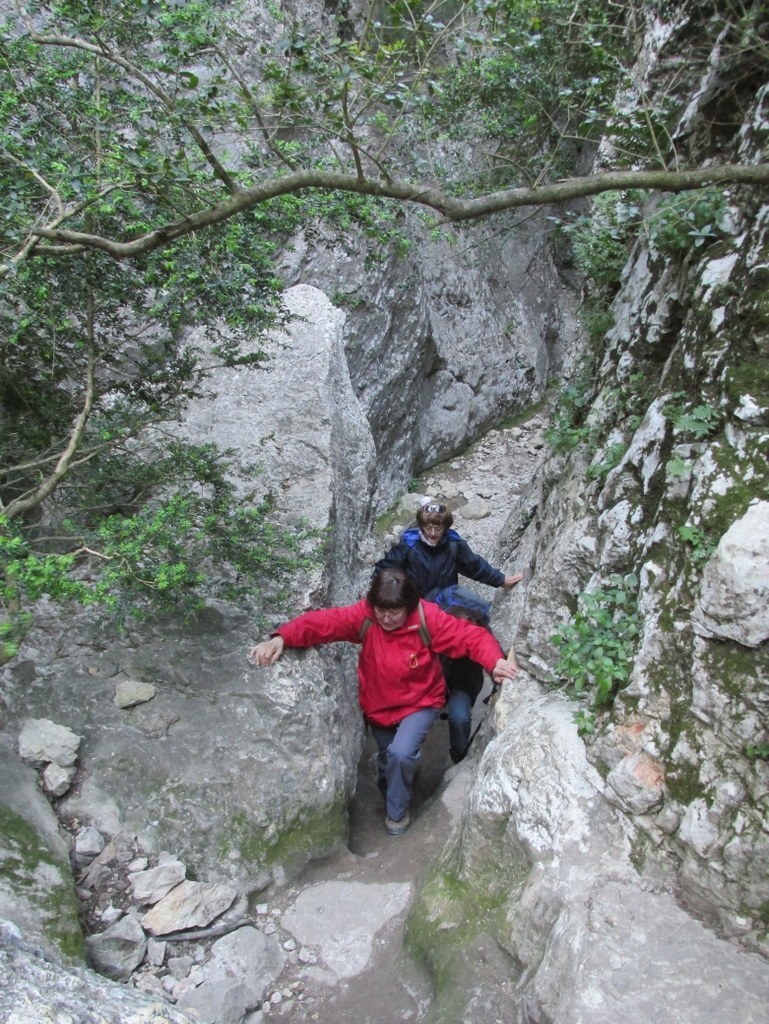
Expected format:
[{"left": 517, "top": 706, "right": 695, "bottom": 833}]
[{"left": 2, "top": 3, "right": 769, "bottom": 1022}]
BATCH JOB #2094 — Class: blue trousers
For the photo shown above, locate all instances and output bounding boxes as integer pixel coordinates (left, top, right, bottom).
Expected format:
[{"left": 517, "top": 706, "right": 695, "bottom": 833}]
[
  {"left": 447, "top": 688, "right": 473, "bottom": 759},
  {"left": 370, "top": 708, "right": 440, "bottom": 822}
]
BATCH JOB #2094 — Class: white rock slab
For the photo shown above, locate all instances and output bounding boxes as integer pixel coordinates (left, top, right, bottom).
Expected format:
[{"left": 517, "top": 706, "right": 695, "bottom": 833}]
[
  {"left": 18, "top": 718, "right": 81, "bottom": 767},
  {"left": 693, "top": 500, "right": 769, "bottom": 647},
  {"left": 281, "top": 880, "right": 411, "bottom": 978},
  {"left": 130, "top": 859, "right": 186, "bottom": 905}
]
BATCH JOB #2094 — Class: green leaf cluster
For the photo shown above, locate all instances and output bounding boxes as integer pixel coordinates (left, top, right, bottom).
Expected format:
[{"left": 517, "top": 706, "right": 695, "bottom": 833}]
[
  {"left": 0, "top": 515, "right": 91, "bottom": 662},
  {"left": 430, "top": 0, "right": 633, "bottom": 187},
  {"left": 647, "top": 189, "right": 729, "bottom": 255},
  {"left": 677, "top": 524, "right": 716, "bottom": 568},
  {"left": 551, "top": 573, "right": 640, "bottom": 707},
  {"left": 544, "top": 369, "right": 595, "bottom": 453},
  {"left": 1, "top": 441, "right": 324, "bottom": 655},
  {"left": 587, "top": 441, "right": 627, "bottom": 483},
  {"left": 563, "top": 191, "right": 645, "bottom": 292}
]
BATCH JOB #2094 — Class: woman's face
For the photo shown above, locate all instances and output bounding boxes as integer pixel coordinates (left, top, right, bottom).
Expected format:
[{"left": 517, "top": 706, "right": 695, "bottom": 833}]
[
  {"left": 421, "top": 522, "right": 445, "bottom": 545},
  {"left": 373, "top": 606, "right": 408, "bottom": 631}
]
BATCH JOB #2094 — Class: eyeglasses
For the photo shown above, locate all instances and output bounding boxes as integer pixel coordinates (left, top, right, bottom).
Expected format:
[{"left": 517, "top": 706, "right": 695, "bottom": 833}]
[
  {"left": 423, "top": 503, "right": 446, "bottom": 513},
  {"left": 373, "top": 607, "right": 407, "bottom": 621}
]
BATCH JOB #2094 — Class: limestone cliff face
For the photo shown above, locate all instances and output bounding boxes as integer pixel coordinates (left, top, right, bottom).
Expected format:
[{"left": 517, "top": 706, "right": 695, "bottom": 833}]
[
  {"left": 278, "top": 205, "right": 578, "bottom": 508},
  {"left": 426, "top": 10, "right": 769, "bottom": 1016}
]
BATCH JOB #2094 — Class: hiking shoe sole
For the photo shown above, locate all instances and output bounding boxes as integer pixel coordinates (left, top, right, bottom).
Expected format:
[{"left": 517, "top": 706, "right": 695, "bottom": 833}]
[{"left": 385, "top": 813, "right": 410, "bottom": 836}]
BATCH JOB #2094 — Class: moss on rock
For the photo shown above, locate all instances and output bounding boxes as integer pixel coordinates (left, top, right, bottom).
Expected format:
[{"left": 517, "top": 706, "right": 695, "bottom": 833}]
[
  {"left": 0, "top": 805, "right": 83, "bottom": 960},
  {"left": 217, "top": 798, "right": 348, "bottom": 882}
]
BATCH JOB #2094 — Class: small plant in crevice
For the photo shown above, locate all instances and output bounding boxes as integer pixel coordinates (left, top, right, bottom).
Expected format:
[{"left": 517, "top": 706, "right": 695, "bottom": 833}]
[
  {"left": 574, "top": 709, "right": 597, "bottom": 736},
  {"left": 551, "top": 573, "right": 640, "bottom": 711},
  {"left": 672, "top": 402, "right": 720, "bottom": 439},
  {"left": 677, "top": 524, "right": 716, "bottom": 568},
  {"left": 666, "top": 394, "right": 720, "bottom": 440},
  {"left": 663, "top": 395, "right": 720, "bottom": 479},
  {"left": 666, "top": 453, "right": 691, "bottom": 479},
  {"left": 545, "top": 371, "right": 596, "bottom": 453},
  {"left": 587, "top": 441, "right": 627, "bottom": 484},
  {"left": 581, "top": 305, "right": 615, "bottom": 345},
  {"left": 746, "top": 742, "right": 769, "bottom": 760}
]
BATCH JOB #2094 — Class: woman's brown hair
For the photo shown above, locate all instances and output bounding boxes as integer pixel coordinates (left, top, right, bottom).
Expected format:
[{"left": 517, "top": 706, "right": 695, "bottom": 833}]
[
  {"left": 367, "top": 568, "right": 420, "bottom": 612},
  {"left": 416, "top": 501, "right": 454, "bottom": 530}
]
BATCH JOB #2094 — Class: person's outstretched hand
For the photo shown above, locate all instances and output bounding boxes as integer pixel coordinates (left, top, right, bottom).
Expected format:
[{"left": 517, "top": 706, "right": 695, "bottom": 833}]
[
  {"left": 502, "top": 572, "right": 524, "bottom": 591},
  {"left": 491, "top": 658, "right": 519, "bottom": 683},
  {"left": 248, "top": 636, "right": 285, "bottom": 667}
]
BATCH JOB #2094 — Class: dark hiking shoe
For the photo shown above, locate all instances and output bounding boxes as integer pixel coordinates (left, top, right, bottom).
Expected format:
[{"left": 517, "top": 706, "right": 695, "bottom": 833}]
[
  {"left": 449, "top": 747, "right": 466, "bottom": 764},
  {"left": 385, "top": 812, "right": 410, "bottom": 836}
]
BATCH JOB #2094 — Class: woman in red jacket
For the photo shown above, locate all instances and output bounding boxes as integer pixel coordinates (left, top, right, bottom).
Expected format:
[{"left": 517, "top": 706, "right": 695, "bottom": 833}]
[{"left": 248, "top": 569, "right": 518, "bottom": 836}]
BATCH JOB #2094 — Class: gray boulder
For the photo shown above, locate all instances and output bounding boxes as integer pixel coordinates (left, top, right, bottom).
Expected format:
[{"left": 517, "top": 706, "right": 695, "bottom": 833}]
[
  {"left": 693, "top": 500, "right": 769, "bottom": 647},
  {"left": 411, "top": 677, "right": 769, "bottom": 1023},
  {"left": 177, "top": 925, "right": 285, "bottom": 1023},
  {"left": 85, "top": 912, "right": 147, "bottom": 981}
]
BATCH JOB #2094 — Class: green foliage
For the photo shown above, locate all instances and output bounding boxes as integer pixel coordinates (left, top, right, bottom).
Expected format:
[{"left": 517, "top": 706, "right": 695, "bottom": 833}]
[
  {"left": 666, "top": 394, "right": 720, "bottom": 439},
  {"left": 92, "top": 488, "right": 321, "bottom": 621},
  {"left": 666, "top": 454, "right": 691, "bottom": 479},
  {"left": 587, "top": 441, "right": 626, "bottom": 483},
  {"left": 545, "top": 371, "right": 595, "bottom": 453},
  {"left": 647, "top": 189, "right": 729, "bottom": 255},
  {"left": 581, "top": 306, "right": 615, "bottom": 345},
  {"left": 1, "top": 443, "right": 323, "bottom": 656},
  {"left": 430, "top": 0, "right": 632, "bottom": 186},
  {"left": 0, "top": 517, "right": 91, "bottom": 662},
  {"left": 574, "top": 708, "right": 596, "bottom": 736},
  {"left": 746, "top": 742, "right": 769, "bottom": 760},
  {"left": 677, "top": 524, "right": 716, "bottom": 567},
  {"left": 563, "top": 191, "right": 645, "bottom": 292},
  {"left": 665, "top": 395, "right": 723, "bottom": 481},
  {"left": 673, "top": 403, "right": 720, "bottom": 439},
  {"left": 551, "top": 573, "right": 640, "bottom": 707}
]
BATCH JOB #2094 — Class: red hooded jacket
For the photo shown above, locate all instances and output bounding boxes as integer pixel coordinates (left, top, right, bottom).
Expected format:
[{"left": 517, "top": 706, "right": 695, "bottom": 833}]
[{"left": 275, "top": 598, "right": 505, "bottom": 727}]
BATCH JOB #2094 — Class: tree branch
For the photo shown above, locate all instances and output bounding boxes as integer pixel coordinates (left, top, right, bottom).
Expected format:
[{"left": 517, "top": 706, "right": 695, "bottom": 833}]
[
  {"left": 29, "top": 31, "right": 240, "bottom": 194},
  {"left": 2, "top": 300, "right": 98, "bottom": 521},
  {"left": 28, "top": 162, "right": 769, "bottom": 259}
]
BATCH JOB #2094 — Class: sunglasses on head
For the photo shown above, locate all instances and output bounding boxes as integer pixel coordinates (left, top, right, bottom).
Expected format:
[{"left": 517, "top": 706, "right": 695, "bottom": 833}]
[{"left": 423, "top": 503, "right": 446, "bottom": 513}]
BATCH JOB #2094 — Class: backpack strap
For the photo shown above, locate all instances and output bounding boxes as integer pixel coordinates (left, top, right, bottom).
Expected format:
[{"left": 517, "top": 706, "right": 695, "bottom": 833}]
[
  {"left": 358, "top": 602, "right": 432, "bottom": 646},
  {"left": 416, "top": 600, "right": 431, "bottom": 647}
]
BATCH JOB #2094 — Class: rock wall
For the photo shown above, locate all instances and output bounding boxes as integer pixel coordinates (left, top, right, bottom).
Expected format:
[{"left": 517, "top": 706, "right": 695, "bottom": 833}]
[
  {"left": 278, "top": 207, "right": 578, "bottom": 507},
  {"left": 410, "top": 678, "right": 769, "bottom": 1024},
  {"left": 1, "top": 287, "right": 369, "bottom": 903},
  {"left": 502, "top": 126, "right": 769, "bottom": 946},
  {"left": 417, "top": 6, "right": 769, "bottom": 1016}
]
